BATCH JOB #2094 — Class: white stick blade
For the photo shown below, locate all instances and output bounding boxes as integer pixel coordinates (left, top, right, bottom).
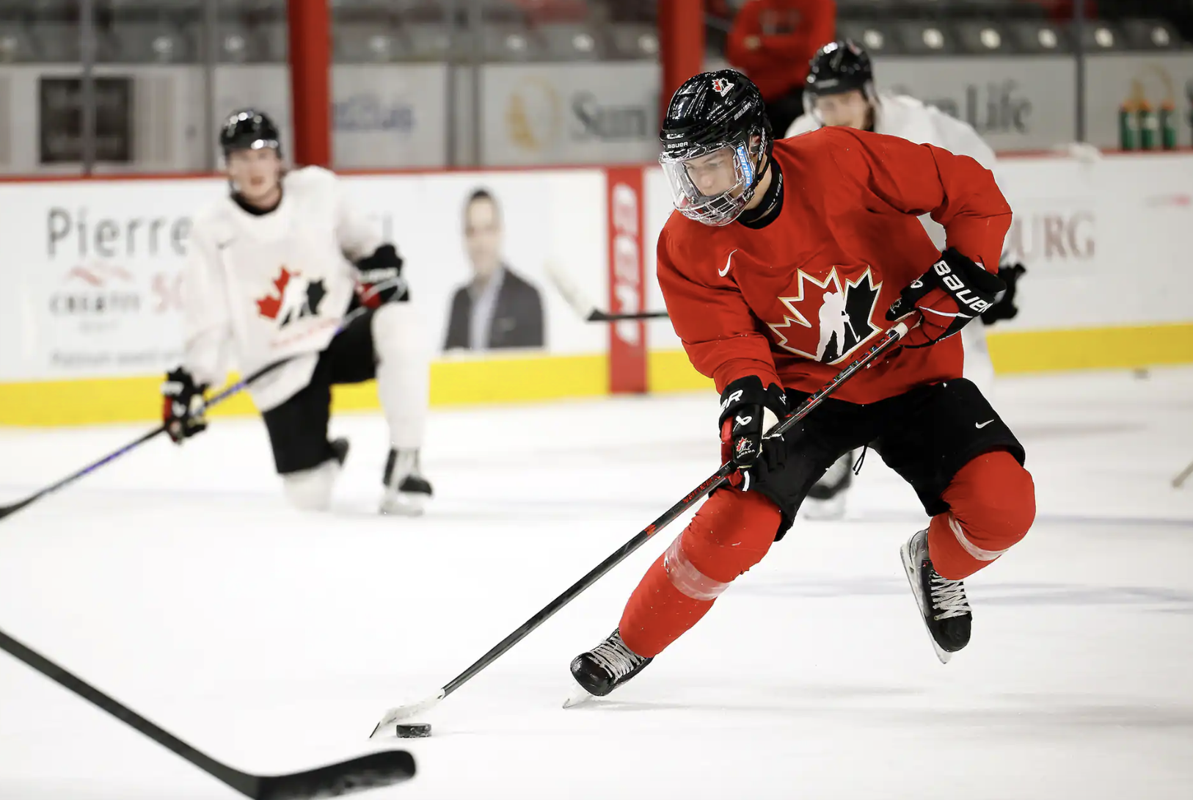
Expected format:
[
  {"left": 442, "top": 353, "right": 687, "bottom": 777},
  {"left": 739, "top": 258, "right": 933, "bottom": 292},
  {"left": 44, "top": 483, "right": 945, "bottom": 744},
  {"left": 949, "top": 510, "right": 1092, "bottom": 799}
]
[
  {"left": 368, "top": 690, "right": 445, "bottom": 739},
  {"left": 545, "top": 260, "right": 597, "bottom": 319}
]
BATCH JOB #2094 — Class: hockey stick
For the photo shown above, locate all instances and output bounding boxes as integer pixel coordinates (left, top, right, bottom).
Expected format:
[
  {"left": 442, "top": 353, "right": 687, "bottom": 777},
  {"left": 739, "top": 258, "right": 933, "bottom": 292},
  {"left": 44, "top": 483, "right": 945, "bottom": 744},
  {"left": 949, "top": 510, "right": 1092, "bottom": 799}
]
[
  {"left": 1173, "top": 458, "right": 1193, "bottom": 489},
  {"left": 0, "top": 627, "right": 415, "bottom": 798},
  {"left": 545, "top": 260, "right": 670, "bottom": 322},
  {"left": 0, "top": 360, "right": 283, "bottom": 521},
  {"left": 368, "top": 319, "right": 913, "bottom": 737},
  {"left": 0, "top": 308, "right": 369, "bottom": 522}
]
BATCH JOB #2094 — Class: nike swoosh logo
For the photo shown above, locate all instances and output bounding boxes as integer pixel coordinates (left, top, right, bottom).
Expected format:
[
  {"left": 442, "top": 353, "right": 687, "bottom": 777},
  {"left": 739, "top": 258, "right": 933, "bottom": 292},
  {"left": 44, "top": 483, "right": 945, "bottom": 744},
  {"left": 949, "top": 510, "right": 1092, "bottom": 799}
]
[
  {"left": 719, "top": 249, "right": 738, "bottom": 277},
  {"left": 975, "top": 420, "right": 994, "bottom": 429}
]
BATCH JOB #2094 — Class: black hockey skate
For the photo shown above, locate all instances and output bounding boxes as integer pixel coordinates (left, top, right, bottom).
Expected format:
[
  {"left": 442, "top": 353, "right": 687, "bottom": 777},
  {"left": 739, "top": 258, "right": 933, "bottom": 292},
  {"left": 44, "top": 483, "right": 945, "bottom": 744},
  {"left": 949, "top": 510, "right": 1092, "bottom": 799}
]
[
  {"left": 900, "top": 528, "right": 972, "bottom": 664},
  {"left": 381, "top": 448, "right": 432, "bottom": 516},
  {"left": 802, "top": 451, "right": 854, "bottom": 520},
  {"left": 566, "top": 629, "right": 652, "bottom": 705},
  {"left": 330, "top": 437, "right": 350, "bottom": 466}
]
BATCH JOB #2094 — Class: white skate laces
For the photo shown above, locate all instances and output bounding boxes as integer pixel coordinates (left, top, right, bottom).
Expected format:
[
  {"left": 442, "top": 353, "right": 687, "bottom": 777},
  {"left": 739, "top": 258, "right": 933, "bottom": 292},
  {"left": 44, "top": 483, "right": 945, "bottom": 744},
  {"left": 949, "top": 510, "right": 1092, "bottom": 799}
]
[
  {"left": 589, "top": 634, "right": 642, "bottom": 680},
  {"left": 929, "top": 573, "right": 971, "bottom": 620}
]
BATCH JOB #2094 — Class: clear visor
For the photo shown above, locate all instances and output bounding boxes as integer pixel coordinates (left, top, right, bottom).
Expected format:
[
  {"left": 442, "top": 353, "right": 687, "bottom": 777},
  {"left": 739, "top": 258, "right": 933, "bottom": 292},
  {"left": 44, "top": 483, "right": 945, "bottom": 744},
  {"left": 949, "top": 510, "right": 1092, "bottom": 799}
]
[
  {"left": 660, "top": 143, "right": 755, "bottom": 227},
  {"left": 803, "top": 83, "right": 876, "bottom": 128}
]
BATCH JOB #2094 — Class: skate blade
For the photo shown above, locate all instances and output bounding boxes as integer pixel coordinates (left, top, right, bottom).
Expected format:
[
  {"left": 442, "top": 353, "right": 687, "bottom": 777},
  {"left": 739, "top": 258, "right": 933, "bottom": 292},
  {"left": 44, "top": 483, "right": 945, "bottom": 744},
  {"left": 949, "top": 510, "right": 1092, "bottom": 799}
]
[
  {"left": 380, "top": 494, "right": 427, "bottom": 517},
  {"left": 899, "top": 541, "right": 953, "bottom": 666},
  {"left": 562, "top": 687, "right": 595, "bottom": 709}
]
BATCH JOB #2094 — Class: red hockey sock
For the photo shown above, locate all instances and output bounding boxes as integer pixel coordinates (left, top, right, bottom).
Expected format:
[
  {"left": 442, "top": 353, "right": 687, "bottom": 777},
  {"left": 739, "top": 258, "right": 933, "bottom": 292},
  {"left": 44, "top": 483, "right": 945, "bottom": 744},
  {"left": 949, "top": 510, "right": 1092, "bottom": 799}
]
[
  {"left": 620, "top": 489, "right": 780, "bottom": 658},
  {"left": 927, "top": 450, "right": 1036, "bottom": 580}
]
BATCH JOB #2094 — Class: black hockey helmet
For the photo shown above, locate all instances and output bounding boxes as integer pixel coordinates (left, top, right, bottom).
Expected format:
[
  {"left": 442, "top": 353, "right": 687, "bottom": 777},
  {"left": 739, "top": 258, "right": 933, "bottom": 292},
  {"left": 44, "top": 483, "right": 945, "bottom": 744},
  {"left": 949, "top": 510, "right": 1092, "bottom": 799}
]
[
  {"left": 658, "top": 69, "right": 772, "bottom": 227},
  {"left": 804, "top": 40, "right": 876, "bottom": 118},
  {"left": 219, "top": 108, "right": 282, "bottom": 157}
]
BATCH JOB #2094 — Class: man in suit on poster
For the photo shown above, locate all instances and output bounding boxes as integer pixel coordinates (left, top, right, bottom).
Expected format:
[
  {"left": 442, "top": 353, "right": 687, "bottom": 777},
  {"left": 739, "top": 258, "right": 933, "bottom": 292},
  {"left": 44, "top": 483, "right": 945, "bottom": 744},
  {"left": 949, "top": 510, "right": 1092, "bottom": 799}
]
[{"left": 444, "top": 188, "right": 545, "bottom": 351}]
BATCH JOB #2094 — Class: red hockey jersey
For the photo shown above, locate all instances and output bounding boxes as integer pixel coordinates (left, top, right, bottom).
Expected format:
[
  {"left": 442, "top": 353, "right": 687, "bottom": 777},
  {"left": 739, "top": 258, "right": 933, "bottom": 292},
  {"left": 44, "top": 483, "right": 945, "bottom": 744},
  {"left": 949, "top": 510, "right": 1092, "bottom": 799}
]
[{"left": 656, "top": 127, "right": 1012, "bottom": 404}]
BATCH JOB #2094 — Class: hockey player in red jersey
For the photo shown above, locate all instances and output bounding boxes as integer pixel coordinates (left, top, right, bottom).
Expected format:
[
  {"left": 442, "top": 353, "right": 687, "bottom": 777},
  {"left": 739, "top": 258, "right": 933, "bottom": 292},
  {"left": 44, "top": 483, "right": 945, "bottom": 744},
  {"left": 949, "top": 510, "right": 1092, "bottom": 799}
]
[{"left": 568, "top": 71, "right": 1036, "bottom": 700}]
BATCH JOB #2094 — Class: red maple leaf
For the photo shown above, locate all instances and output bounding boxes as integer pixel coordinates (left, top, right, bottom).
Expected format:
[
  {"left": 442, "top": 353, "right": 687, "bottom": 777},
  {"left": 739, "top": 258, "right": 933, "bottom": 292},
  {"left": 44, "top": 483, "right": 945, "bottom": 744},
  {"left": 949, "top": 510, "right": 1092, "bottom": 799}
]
[{"left": 256, "top": 267, "right": 292, "bottom": 320}]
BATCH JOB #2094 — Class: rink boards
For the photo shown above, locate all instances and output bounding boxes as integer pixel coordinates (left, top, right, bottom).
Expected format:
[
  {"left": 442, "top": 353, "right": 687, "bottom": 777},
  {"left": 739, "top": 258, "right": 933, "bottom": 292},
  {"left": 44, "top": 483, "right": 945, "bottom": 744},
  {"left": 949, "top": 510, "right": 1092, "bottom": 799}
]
[{"left": 1, "top": 151, "right": 1192, "bottom": 425}]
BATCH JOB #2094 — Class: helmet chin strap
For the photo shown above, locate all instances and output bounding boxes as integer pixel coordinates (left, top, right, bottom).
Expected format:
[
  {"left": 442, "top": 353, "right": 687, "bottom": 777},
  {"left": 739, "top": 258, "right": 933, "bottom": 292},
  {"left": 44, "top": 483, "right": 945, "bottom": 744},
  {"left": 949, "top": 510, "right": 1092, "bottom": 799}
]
[
  {"left": 753, "top": 152, "right": 771, "bottom": 189},
  {"left": 745, "top": 130, "right": 773, "bottom": 195}
]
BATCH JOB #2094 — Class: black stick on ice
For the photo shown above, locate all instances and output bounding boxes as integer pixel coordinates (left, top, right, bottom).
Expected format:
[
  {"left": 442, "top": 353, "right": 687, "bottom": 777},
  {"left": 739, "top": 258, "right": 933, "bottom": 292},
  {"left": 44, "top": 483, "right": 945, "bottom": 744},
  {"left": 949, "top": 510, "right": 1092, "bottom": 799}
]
[{"left": 0, "top": 628, "right": 415, "bottom": 799}]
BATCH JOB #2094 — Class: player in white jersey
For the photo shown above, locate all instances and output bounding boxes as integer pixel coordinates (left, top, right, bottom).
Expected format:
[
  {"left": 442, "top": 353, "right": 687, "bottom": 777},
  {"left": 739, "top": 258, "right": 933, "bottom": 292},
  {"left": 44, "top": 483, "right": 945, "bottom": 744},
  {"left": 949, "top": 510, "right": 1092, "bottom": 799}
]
[
  {"left": 786, "top": 41, "right": 1026, "bottom": 518},
  {"left": 160, "top": 109, "right": 432, "bottom": 515}
]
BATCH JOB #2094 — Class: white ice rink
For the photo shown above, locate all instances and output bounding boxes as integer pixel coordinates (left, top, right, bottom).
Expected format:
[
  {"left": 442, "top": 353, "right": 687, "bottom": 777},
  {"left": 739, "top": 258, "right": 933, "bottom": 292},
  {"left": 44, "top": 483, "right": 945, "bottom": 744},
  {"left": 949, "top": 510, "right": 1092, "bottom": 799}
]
[{"left": 1, "top": 367, "right": 1192, "bottom": 800}]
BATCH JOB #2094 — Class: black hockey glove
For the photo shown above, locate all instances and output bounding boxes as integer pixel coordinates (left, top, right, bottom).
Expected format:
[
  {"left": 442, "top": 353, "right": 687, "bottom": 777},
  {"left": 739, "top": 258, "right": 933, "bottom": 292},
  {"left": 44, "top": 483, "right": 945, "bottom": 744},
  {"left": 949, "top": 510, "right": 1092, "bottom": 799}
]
[
  {"left": 886, "top": 247, "right": 1005, "bottom": 348},
  {"left": 718, "top": 375, "right": 788, "bottom": 489},
  {"left": 161, "top": 367, "right": 208, "bottom": 444},
  {"left": 980, "top": 262, "right": 1026, "bottom": 326},
  {"left": 356, "top": 244, "right": 409, "bottom": 308}
]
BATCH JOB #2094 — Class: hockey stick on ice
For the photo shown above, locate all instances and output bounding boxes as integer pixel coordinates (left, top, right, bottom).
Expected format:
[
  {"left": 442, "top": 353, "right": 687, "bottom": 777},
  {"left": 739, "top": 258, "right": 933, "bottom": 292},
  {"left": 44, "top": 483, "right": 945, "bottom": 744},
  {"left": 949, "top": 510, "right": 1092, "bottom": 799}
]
[
  {"left": 368, "top": 319, "right": 914, "bottom": 737},
  {"left": 0, "top": 627, "right": 415, "bottom": 798},
  {"left": 0, "top": 360, "right": 283, "bottom": 521},
  {"left": 1173, "top": 458, "right": 1193, "bottom": 489},
  {"left": 545, "top": 260, "right": 670, "bottom": 322},
  {"left": 0, "top": 308, "right": 369, "bottom": 522}
]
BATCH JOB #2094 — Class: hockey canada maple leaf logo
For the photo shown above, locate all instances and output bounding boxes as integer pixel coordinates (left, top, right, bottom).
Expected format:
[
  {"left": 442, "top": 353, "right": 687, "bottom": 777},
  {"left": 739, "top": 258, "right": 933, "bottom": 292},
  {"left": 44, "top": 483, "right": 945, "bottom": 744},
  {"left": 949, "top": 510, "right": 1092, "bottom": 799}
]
[
  {"left": 711, "top": 77, "right": 734, "bottom": 97},
  {"left": 767, "top": 266, "right": 883, "bottom": 364},
  {"left": 256, "top": 266, "right": 327, "bottom": 327}
]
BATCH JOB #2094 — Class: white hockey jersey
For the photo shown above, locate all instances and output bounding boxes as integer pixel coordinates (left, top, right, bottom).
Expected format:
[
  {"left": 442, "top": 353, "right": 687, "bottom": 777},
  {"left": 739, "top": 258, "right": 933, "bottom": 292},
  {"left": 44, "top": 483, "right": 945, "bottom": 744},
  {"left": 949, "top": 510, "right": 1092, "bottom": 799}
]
[{"left": 183, "top": 166, "right": 385, "bottom": 411}]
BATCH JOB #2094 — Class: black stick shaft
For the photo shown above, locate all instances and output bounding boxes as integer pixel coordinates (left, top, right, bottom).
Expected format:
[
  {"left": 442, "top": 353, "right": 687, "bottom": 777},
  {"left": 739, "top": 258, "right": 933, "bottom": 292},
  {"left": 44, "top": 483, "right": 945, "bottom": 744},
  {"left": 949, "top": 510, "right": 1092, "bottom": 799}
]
[
  {"left": 0, "top": 305, "right": 378, "bottom": 522},
  {"left": 2, "top": 626, "right": 417, "bottom": 799},
  {"left": 0, "top": 627, "right": 255, "bottom": 796},
  {"left": 437, "top": 323, "right": 908, "bottom": 700},
  {"left": 0, "top": 358, "right": 287, "bottom": 521},
  {"left": 590, "top": 309, "right": 671, "bottom": 322}
]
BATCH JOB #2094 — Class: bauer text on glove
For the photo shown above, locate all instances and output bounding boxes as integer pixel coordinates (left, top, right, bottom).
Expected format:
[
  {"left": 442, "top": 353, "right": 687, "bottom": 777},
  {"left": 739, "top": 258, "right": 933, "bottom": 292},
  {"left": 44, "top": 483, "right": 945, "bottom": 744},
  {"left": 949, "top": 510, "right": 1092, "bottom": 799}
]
[{"left": 885, "top": 247, "right": 1005, "bottom": 348}]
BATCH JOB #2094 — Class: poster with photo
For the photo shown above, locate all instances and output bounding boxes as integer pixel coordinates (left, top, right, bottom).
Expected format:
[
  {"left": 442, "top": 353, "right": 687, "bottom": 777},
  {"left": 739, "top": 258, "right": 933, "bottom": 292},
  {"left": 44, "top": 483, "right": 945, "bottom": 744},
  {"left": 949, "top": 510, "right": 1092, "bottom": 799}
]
[{"left": 348, "top": 170, "right": 609, "bottom": 362}]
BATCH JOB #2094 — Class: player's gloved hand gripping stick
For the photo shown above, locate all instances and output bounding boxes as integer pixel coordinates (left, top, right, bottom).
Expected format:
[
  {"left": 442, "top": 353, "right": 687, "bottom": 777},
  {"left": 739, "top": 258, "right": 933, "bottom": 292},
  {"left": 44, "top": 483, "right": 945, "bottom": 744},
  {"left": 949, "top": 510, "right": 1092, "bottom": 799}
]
[{"left": 368, "top": 316, "right": 917, "bottom": 738}]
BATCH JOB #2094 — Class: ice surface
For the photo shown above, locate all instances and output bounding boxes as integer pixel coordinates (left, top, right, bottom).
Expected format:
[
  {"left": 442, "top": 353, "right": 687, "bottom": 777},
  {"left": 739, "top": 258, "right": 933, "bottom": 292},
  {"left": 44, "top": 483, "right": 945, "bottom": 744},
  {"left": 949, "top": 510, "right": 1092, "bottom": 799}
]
[{"left": 1, "top": 367, "right": 1191, "bottom": 799}]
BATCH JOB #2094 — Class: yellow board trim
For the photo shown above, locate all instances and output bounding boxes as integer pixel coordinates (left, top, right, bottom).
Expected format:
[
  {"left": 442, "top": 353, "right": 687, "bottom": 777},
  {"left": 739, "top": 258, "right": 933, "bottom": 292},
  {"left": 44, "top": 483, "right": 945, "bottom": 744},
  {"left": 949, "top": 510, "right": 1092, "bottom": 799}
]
[
  {"left": 648, "top": 349, "right": 713, "bottom": 394},
  {"left": 984, "top": 322, "right": 1193, "bottom": 373},
  {"left": 0, "top": 352, "right": 608, "bottom": 427},
  {"left": 3, "top": 324, "right": 1191, "bottom": 427},
  {"left": 647, "top": 322, "right": 1193, "bottom": 393}
]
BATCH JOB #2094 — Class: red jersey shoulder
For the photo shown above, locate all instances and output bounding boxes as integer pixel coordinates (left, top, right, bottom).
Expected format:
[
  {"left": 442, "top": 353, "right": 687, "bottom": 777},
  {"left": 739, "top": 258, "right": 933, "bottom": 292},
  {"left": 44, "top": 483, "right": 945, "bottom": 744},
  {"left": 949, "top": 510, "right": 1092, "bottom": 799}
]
[
  {"left": 659, "top": 207, "right": 732, "bottom": 263},
  {"left": 773, "top": 126, "right": 904, "bottom": 175},
  {"left": 658, "top": 211, "right": 753, "bottom": 295},
  {"left": 768, "top": 129, "right": 858, "bottom": 190},
  {"left": 772, "top": 125, "right": 857, "bottom": 159}
]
